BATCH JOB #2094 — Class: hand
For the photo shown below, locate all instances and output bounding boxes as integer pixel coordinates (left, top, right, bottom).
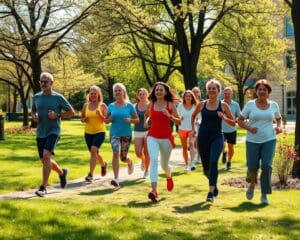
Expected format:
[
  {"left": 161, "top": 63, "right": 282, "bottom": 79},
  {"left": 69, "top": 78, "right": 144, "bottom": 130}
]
[
  {"left": 104, "top": 115, "right": 112, "bottom": 123},
  {"left": 123, "top": 118, "right": 131, "bottom": 123},
  {"left": 81, "top": 117, "right": 88, "bottom": 123},
  {"left": 48, "top": 110, "right": 59, "bottom": 120},
  {"left": 161, "top": 108, "right": 171, "bottom": 118},
  {"left": 33, "top": 113, "right": 39, "bottom": 123},
  {"left": 249, "top": 126, "right": 258, "bottom": 134},
  {"left": 275, "top": 126, "right": 282, "bottom": 134}
]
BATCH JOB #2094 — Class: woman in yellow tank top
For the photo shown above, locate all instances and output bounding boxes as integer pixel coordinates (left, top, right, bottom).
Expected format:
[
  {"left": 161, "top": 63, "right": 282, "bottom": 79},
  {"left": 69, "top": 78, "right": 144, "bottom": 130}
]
[{"left": 81, "top": 85, "right": 107, "bottom": 182}]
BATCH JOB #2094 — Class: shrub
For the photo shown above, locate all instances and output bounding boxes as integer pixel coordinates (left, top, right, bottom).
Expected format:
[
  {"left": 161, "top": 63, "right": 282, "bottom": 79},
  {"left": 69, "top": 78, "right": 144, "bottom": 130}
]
[{"left": 274, "top": 131, "right": 297, "bottom": 185}]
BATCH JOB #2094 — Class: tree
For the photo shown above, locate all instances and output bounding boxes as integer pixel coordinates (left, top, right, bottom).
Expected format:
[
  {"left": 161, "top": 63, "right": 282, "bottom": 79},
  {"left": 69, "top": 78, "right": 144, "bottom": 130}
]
[
  {"left": 213, "top": 4, "right": 286, "bottom": 108},
  {"left": 0, "top": 0, "right": 100, "bottom": 94},
  {"left": 284, "top": 0, "right": 300, "bottom": 177},
  {"left": 0, "top": 48, "right": 32, "bottom": 126},
  {"left": 95, "top": 0, "right": 271, "bottom": 90}
]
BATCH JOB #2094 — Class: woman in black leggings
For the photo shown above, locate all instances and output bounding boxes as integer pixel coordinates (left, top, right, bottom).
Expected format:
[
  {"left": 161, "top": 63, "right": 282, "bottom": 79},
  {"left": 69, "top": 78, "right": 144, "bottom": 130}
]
[{"left": 191, "top": 79, "right": 235, "bottom": 202}]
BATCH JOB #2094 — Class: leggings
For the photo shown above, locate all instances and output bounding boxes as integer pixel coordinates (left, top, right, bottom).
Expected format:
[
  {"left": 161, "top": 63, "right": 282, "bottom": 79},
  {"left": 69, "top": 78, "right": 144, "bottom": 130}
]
[
  {"left": 198, "top": 133, "right": 224, "bottom": 186},
  {"left": 147, "top": 136, "right": 172, "bottom": 183}
]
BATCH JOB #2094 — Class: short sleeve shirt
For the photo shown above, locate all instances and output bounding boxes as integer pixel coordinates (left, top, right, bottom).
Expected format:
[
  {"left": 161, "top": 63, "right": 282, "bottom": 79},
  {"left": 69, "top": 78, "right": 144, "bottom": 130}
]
[
  {"left": 108, "top": 102, "right": 137, "bottom": 137},
  {"left": 32, "top": 91, "right": 73, "bottom": 138},
  {"left": 241, "top": 100, "right": 281, "bottom": 143},
  {"left": 222, "top": 100, "right": 241, "bottom": 133}
]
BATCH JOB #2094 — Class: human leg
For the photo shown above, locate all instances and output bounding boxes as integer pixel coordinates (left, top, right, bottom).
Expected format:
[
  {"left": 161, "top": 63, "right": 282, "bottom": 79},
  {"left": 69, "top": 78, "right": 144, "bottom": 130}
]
[
  {"left": 260, "top": 140, "right": 276, "bottom": 197},
  {"left": 245, "top": 141, "right": 261, "bottom": 200}
]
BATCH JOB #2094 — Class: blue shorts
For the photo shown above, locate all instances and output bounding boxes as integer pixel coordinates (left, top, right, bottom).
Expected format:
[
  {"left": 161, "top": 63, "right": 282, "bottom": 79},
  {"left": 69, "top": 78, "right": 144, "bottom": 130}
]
[
  {"left": 223, "top": 131, "right": 237, "bottom": 145},
  {"left": 84, "top": 132, "right": 105, "bottom": 151},
  {"left": 36, "top": 134, "right": 60, "bottom": 159}
]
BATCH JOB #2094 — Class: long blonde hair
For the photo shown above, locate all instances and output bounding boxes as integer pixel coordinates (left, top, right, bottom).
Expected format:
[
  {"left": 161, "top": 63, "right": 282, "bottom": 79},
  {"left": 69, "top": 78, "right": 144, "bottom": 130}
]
[{"left": 113, "top": 83, "right": 129, "bottom": 102}]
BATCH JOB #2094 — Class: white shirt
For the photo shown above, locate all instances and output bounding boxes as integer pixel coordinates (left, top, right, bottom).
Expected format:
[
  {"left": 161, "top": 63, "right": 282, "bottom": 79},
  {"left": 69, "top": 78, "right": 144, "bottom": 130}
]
[
  {"left": 177, "top": 103, "right": 196, "bottom": 131},
  {"left": 241, "top": 100, "right": 281, "bottom": 143}
]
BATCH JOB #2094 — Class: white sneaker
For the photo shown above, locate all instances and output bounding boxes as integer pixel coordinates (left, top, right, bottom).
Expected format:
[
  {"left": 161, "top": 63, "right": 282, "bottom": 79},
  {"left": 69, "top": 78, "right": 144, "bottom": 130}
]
[
  {"left": 261, "top": 194, "right": 269, "bottom": 205},
  {"left": 111, "top": 178, "right": 120, "bottom": 187},
  {"left": 184, "top": 165, "right": 190, "bottom": 171},
  {"left": 143, "top": 172, "right": 149, "bottom": 179},
  {"left": 190, "top": 161, "right": 196, "bottom": 171},
  {"left": 128, "top": 160, "right": 134, "bottom": 175}
]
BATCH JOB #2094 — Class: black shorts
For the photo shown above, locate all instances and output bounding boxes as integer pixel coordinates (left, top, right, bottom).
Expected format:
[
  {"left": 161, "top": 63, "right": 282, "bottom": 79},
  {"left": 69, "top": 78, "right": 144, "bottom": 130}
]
[
  {"left": 36, "top": 134, "right": 60, "bottom": 159},
  {"left": 85, "top": 132, "right": 105, "bottom": 151},
  {"left": 223, "top": 131, "right": 237, "bottom": 145}
]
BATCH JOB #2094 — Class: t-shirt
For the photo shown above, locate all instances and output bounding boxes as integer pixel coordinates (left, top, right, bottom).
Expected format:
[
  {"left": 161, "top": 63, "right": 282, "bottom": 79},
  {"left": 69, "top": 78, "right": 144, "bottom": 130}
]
[
  {"left": 241, "top": 100, "right": 281, "bottom": 143},
  {"left": 134, "top": 104, "right": 148, "bottom": 132},
  {"left": 107, "top": 102, "right": 136, "bottom": 137},
  {"left": 177, "top": 103, "right": 195, "bottom": 131},
  {"left": 32, "top": 91, "right": 73, "bottom": 138},
  {"left": 222, "top": 100, "right": 241, "bottom": 133}
]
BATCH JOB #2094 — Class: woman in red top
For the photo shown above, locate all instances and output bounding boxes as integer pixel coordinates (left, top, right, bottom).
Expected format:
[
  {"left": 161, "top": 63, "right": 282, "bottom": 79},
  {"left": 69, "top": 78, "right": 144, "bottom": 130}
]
[{"left": 144, "top": 82, "right": 181, "bottom": 202}]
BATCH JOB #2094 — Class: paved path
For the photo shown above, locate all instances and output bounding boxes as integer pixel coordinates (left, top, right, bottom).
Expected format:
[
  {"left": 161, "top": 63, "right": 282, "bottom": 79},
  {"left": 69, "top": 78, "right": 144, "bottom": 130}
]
[
  {"left": 0, "top": 147, "right": 186, "bottom": 200},
  {"left": 0, "top": 121, "right": 295, "bottom": 200}
]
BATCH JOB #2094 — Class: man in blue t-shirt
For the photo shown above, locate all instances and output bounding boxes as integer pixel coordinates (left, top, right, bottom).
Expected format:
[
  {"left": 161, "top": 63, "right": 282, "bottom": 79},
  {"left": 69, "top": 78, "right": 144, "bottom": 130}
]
[
  {"left": 32, "top": 72, "right": 74, "bottom": 197},
  {"left": 221, "top": 87, "right": 241, "bottom": 170}
]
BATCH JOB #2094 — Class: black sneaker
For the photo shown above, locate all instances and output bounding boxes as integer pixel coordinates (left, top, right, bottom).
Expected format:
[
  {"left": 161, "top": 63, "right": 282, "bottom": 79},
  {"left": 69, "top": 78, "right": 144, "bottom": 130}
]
[
  {"left": 35, "top": 185, "right": 47, "bottom": 197},
  {"left": 85, "top": 173, "right": 93, "bottom": 182},
  {"left": 213, "top": 186, "right": 219, "bottom": 197},
  {"left": 226, "top": 161, "right": 231, "bottom": 170},
  {"left": 206, "top": 192, "right": 214, "bottom": 202},
  {"left": 222, "top": 152, "right": 227, "bottom": 164},
  {"left": 59, "top": 168, "right": 68, "bottom": 188}
]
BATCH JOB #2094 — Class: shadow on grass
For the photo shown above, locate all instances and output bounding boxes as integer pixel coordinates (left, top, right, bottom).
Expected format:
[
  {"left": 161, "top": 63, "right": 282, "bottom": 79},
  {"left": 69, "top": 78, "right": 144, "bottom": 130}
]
[
  {"left": 173, "top": 201, "right": 212, "bottom": 213},
  {"left": 127, "top": 198, "right": 167, "bottom": 208},
  {"left": 80, "top": 188, "right": 116, "bottom": 196},
  {"left": 225, "top": 201, "right": 268, "bottom": 212}
]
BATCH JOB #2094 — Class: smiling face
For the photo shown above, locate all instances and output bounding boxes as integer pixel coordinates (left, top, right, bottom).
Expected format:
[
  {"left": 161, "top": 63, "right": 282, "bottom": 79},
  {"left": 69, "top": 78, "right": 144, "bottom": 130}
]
[
  {"left": 137, "top": 89, "right": 148, "bottom": 102},
  {"left": 114, "top": 85, "right": 125, "bottom": 99},
  {"left": 223, "top": 89, "right": 233, "bottom": 102},
  {"left": 154, "top": 84, "right": 167, "bottom": 99},
  {"left": 89, "top": 89, "right": 99, "bottom": 102},
  {"left": 206, "top": 82, "right": 220, "bottom": 98},
  {"left": 256, "top": 84, "right": 270, "bottom": 100}
]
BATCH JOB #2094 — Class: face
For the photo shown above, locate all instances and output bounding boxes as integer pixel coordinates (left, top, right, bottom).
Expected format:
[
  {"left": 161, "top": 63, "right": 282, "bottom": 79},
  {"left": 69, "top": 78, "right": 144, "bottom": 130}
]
[
  {"left": 114, "top": 86, "right": 124, "bottom": 99},
  {"left": 89, "top": 89, "right": 99, "bottom": 102},
  {"left": 256, "top": 84, "right": 269, "bottom": 98},
  {"left": 138, "top": 90, "right": 148, "bottom": 101},
  {"left": 192, "top": 88, "right": 200, "bottom": 99},
  {"left": 184, "top": 92, "right": 192, "bottom": 102},
  {"left": 39, "top": 76, "right": 53, "bottom": 91},
  {"left": 154, "top": 84, "right": 167, "bottom": 99},
  {"left": 223, "top": 90, "right": 233, "bottom": 101},
  {"left": 206, "top": 83, "right": 219, "bottom": 97}
]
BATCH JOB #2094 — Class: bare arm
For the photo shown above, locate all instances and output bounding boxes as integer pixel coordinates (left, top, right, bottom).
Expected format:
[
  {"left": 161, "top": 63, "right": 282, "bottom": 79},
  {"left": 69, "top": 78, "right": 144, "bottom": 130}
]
[
  {"left": 191, "top": 102, "right": 202, "bottom": 131},
  {"left": 237, "top": 115, "right": 258, "bottom": 134}
]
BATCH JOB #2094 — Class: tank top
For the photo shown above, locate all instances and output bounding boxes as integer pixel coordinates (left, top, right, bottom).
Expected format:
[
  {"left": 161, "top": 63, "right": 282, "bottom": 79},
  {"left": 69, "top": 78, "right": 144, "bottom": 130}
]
[
  {"left": 147, "top": 102, "right": 175, "bottom": 148},
  {"left": 199, "top": 100, "right": 222, "bottom": 135},
  {"left": 84, "top": 103, "right": 106, "bottom": 134},
  {"left": 134, "top": 104, "right": 148, "bottom": 132}
]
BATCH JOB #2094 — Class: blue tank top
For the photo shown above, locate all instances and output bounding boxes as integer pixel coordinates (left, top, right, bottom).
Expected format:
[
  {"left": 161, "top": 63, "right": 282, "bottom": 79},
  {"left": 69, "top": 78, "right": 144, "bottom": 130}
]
[
  {"left": 199, "top": 100, "right": 223, "bottom": 135},
  {"left": 134, "top": 104, "right": 148, "bottom": 132}
]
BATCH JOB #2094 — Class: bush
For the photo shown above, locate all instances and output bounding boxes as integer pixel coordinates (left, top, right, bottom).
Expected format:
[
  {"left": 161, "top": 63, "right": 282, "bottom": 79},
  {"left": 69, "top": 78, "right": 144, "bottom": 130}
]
[{"left": 274, "top": 132, "right": 297, "bottom": 185}]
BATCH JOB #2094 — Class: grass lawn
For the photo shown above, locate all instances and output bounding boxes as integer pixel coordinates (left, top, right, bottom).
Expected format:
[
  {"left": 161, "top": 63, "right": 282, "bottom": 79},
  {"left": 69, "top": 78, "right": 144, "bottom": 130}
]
[{"left": 0, "top": 121, "right": 299, "bottom": 240}]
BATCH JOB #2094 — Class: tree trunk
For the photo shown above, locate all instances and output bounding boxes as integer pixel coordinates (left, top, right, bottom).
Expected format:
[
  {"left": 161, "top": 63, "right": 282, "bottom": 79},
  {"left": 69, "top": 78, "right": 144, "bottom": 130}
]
[
  {"left": 291, "top": 0, "right": 300, "bottom": 177},
  {"left": 182, "top": 60, "right": 198, "bottom": 89},
  {"left": 21, "top": 97, "right": 29, "bottom": 127},
  {"left": 238, "top": 86, "right": 245, "bottom": 109},
  {"left": 31, "top": 54, "right": 42, "bottom": 94}
]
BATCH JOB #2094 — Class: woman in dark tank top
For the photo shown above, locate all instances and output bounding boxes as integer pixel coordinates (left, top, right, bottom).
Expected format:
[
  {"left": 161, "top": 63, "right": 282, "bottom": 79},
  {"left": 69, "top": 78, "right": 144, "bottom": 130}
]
[{"left": 191, "top": 79, "right": 235, "bottom": 202}]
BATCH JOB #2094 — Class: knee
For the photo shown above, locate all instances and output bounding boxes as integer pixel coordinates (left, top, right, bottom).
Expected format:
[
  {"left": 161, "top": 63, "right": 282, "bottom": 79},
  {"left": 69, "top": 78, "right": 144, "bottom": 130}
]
[
  {"left": 246, "top": 170, "right": 258, "bottom": 184},
  {"left": 135, "top": 151, "right": 143, "bottom": 158}
]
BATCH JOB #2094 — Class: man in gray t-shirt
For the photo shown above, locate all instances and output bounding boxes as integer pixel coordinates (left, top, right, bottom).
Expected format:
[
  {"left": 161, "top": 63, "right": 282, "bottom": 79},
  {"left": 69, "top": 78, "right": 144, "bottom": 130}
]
[
  {"left": 32, "top": 72, "right": 74, "bottom": 197},
  {"left": 221, "top": 87, "right": 241, "bottom": 170}
]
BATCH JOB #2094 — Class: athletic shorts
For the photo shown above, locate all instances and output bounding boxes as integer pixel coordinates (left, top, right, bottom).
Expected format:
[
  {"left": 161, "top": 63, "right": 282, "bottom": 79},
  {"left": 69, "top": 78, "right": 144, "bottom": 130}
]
[
  {"left": 36, "top": 134, "right": 60, "bottom": 159},
  {"left": 134, "top": 131, "right": 148, "bottom": 138},
  {"left": 223, "top": 131, "right": 237, "bottom": 145},
  {"left": 84, "top": 132, "right": 105, "bottom": 150},
  {"left": 178, "top": 129, "right": 193, "bottom": 139}
]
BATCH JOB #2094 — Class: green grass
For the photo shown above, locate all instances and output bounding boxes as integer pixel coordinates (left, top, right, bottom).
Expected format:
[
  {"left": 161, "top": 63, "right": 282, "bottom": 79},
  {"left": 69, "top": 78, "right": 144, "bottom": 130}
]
[{"left": 0, "top": 121, "right": 299, "bottom": 240}]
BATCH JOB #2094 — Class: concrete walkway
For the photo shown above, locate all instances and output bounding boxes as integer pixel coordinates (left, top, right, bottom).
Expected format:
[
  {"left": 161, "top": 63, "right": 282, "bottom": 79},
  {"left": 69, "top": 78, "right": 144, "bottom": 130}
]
[{"left": 0, "top": 121, "right": 295, "bottom": 200}]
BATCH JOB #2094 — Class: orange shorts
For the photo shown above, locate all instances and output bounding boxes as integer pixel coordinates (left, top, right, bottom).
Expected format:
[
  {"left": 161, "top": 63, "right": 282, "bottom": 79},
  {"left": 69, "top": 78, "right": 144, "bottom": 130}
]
[{"left": 178, "top": 129, "right": 193, "bottom": 138}]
